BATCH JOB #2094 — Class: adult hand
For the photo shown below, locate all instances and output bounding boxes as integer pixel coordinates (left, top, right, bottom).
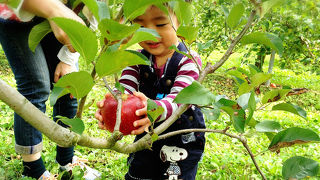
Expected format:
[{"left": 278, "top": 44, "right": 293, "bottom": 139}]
[
  {"left": 47, "top": 7, "right": 85, "bottom": 52},
  {"left": 54, "top": 61, "right": 77, "bottom": 82},
  {"left": 22, "top": 0, "right": 86, "bottom": 52},
  {"left": 131, "top": 91, "right": 151, "bottom": 135}
]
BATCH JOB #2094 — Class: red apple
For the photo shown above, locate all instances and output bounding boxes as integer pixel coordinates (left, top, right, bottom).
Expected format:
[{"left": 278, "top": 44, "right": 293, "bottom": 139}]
[{"left": 100, "top": 94, "right": 144, "bottom": 135}]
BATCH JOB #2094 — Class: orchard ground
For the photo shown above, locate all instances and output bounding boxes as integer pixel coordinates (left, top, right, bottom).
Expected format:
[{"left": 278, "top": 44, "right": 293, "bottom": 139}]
[{"left": 0, "top": 46, "right": 319, "bottom": 179}]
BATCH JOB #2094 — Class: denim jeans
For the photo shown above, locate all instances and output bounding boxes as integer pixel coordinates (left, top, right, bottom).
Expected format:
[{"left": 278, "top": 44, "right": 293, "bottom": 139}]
[{"left": 0, "top": 18, "right": 77, "bottom": 158}]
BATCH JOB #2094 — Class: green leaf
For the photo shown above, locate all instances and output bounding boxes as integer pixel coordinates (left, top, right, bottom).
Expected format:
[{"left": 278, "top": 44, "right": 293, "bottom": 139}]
[
  {"left": 28, "top": 21, "right": 52, "bottom": 52},
  {"left": 248, "top": 64, "right": 262, "bottom": 75},
  {"left": 236, "top": 67, "right": 250, "bottom": 77},
  {"left": 57, "top": 116, "right": 85, "bottom": 135},
  {"left": 6, "top": 0, "right": 21, "bottom": 8},
  {"left": 115, "top": 82, "right": 125, "bottom": 94},
  {"left": 259, "top": 0, "right": 284, "bottom": 18},
  {"left": 50, "top": 87, "right": 65, "bottom": 106},
  {"left": 95, "top": 50, "right": 150, "bottom": 77},
  {"left": 262, "top": 89, "right": 291, "bottom": 104},
  {"left": 227, "top": 70, "right": 246, "bottom": 84},
  {"left": 238, "top": 82, "right": 253, "bottom": 95},
  {"left": 147, "top": 99, "right": 164, "bottom": 123},
  {"left": 241, "top": 32, "right": 284, "bottom": 55},
  {"left": 268, "top": 127, "right": 320, "bottom": 152},
  {"left": 51, "top": 17, "right": 98, "bottom": 64},
  {"left": 121, "top": 28, "right": 159, "bottom": 50},
  {"left": 123, "top": 0, "right": 171, "bottom": 20},
  {"left": 282, "top": 156, "right": 319, "bottom": 179},
  {"left": 170, "top": 0, "right": 194, "bottom": 25},
  {"left": 272, "top": 103, "right": 307, "bottom": 119},
  {"left": 53, "top": 71, "right": 94, "bottom": 100},
  {"left": 197, "top": 40, "right": 214, "bottom": 51},
  {"left": 177, "top": 26, "right": 199, "bottom": 44},
  {"left": 201, "top": 108, "right": 220, "bottom": 121},
  {"left": 169, "top": 45, "right": 191, "bottom": 59},
  {"left": 151, "top": 133, "right": 159, "bottom": 142},
  {"left": 255, "top": 121, "right": 281, "bottom": 133},
  {"left": 250, "top": 73, "right": 272, "bottom": 87},
  {"left": 226, "top": 3, "right": 245, "bottom": 29},
  {"left": 147, "top": 106, "right": 164, "bottom": 123},
  {"left": 174, "top": 81, "right": 216, "bottom": 106},
  {"left": 233, "top": 109, "right": 246, "bottom": 133},
  {"left": 147, "top": 99, "right": 158, "bottom": 111},
  {"left": 99, "top": 19, "right": 140, "bottom": 42},
  {"left": 247, "top": 92, "right": 256, "bottom": 123},
  {"left": 216, "top": 98, "right": 245, "bottom": 133},
  {"left": 221, "top": 5, "right": 229, "bottom": 17},
  {"left": 265, "top": 132, "right": 275, "bottom": 141},
  {"left": 82, "top": 0, "right": 110, "bottom": 21}
]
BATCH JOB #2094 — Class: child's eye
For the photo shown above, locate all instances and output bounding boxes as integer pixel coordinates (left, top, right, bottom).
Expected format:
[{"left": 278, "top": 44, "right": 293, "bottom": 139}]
[{"left": 156, "top": 24, "right": 167, "bottom": 27}]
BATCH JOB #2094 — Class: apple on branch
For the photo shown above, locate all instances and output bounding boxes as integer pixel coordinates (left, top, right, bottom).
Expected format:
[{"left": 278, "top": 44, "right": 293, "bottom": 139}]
[{"left": 100, "top": 93, "right": 145, "bottom": 135}]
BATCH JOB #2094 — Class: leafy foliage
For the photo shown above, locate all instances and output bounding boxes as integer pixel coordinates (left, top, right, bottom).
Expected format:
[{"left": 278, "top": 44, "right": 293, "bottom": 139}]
[{"left": 1, "top": 0, "right": 319, "bottom": 179}]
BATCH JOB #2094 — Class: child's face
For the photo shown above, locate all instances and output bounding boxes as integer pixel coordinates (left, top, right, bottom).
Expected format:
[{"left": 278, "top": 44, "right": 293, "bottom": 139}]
[{"left": 133, "top": 6, "right": 179, "bottom": 58}]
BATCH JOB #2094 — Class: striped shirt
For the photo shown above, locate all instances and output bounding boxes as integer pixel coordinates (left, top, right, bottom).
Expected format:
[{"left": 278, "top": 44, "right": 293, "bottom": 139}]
[{"left": 119, "top": 50, "right": 202, "bottom": 121}]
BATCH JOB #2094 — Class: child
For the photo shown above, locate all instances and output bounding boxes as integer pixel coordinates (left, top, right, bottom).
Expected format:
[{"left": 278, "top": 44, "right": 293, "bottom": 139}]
[{"left": 96, "top": 4, "right": 205, "bottom": 180}]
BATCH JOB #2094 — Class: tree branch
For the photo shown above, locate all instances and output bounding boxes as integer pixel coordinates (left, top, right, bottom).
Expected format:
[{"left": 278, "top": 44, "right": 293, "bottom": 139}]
[
  {"left": 76, "top": 68, "right": 96, "bottom": 119},
  {"left": 114, "top": 94, "right": 122, "bottom": 131},
  {"left": 199, "top": 10, "right": 257, "bottom": 83},
  {"left": 158, "top": 127, "right": 267, "bottom": 180},
  {"left": 241, "top": 139, "right": 267, "bottom": 180}
]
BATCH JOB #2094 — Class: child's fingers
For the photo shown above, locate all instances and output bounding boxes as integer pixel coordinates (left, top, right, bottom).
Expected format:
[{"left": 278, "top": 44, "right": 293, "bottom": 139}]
[
  {"left": 96, "top": 99, "right": 105, "bottom": 108},
  {"left": 98, "top": 120, "right": 107, "bottom": 130},
  {"left": 105, "top": 93, "right": 112, "bottom": 99},
  {"left": 133, "top": 91, "right": 148, "bottom": 105},
  {"left": 131, "top": 126, "right": 146, "bottom": 135},
  {"left": 133, "top": 117, "right": 150, "bottom": 127},
  {"left": 95, "top": 109, "right": 103, "bottom": 122},
  {"left": 131, "top": 123, "right": 150, "bottom": 135},
  {"left": 136, "top": 107, "right": 147, "bottom": 116}
]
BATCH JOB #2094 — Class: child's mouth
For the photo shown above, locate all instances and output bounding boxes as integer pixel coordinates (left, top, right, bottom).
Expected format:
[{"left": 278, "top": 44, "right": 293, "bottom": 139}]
[{"left": 146, "top": 42, "right": 160, "bottom": 49}]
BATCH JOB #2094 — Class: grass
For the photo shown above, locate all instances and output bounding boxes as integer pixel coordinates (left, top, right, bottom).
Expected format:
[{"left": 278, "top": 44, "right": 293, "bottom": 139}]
[{"left": 0, "top": 47, "right": 319, "bottom": 179}]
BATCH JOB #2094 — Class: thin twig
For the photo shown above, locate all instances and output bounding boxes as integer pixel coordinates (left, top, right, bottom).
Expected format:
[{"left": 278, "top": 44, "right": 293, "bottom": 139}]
[
  {"left": 76, "top": 45, "right": 107, "bottom": 118},
  {"left": 103, "top": 77, "right": 117, "bottom": 98},
  {"left": 241, "top": 140, "right": 267, "bottom": 180},
  {"left": 199, "top": 10, "right": 257, "bottom": 83},
  {"left": 158, "top": 128, "right": 267, "bottom": 180},
  {"left": 180, "top": 39, "right": 202, "bottom": 71},
  {"left": 76, "top": 68, "right": 96, "bottom": 119},
  {"left": 167, "top": 9, "right": 202, "bottom": 72},
  {"left": 114, "top": 94, "right": 122, "bottom": 132},
  {"left": 158, "top": 128, "right": 241, "bottom": 140}
]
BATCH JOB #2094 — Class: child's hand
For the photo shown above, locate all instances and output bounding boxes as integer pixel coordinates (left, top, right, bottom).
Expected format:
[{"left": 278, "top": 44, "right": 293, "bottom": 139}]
[
  {"left": 131, "top": 91, "right": 151, "bottom": 135},
  {"left": 95, "top": 95, "right": 110, "bottom": 130}
]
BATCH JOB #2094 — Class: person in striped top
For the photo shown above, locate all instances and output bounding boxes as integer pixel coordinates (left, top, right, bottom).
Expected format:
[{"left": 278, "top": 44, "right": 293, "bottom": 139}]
[{"left": 96, "top": 5, "right": 206, "bottom": 180}]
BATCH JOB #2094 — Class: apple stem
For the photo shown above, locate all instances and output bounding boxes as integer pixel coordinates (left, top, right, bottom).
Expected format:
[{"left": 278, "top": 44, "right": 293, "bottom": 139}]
[
  {"left": 114, "top": 93, "right": 122, "bottom": 132},
  {"left": 103, "top": 76, "right": 117, "bottom": 98}
]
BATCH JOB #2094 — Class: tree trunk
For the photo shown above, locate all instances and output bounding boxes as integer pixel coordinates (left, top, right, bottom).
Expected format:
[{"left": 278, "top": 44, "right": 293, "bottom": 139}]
[
  {"left": 266, "top": 50, "right": 276, "bottom": 86},
  {"left": 255, "top": 47, "right": 266, "bottom": 71}
]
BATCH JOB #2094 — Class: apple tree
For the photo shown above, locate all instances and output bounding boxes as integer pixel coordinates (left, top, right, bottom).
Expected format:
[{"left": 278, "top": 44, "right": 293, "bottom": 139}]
[{"left": 0, "top": 0, "right": 319, "bottom": 179}]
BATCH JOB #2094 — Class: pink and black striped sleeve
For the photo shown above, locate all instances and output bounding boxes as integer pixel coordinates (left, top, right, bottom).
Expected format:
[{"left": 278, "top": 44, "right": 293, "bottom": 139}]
[
  {"left": 154, "top": 51, "right": 202, "bottom": 121},
  {"left": 119, "top": 65, "right": 140, "bottom": 94}
]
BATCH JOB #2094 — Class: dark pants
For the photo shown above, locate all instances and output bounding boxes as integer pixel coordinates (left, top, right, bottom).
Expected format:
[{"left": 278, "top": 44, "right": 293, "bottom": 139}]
[
  {"left": 0, "top": 18, "right": 77, "bottom": 158},
  {"left": 125, "top": 108, "right": 205, "bottom": 180}
]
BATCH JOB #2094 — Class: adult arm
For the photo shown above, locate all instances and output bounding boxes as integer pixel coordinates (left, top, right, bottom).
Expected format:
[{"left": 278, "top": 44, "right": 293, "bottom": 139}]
[{"left": 21, "top": 0, "right": 85, "bottom": 52}]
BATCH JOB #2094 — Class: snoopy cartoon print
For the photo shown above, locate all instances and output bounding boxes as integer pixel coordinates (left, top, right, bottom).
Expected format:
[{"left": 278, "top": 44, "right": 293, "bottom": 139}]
[{"left": 160, "top": 145, "right": 188, "bottom": 180}]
